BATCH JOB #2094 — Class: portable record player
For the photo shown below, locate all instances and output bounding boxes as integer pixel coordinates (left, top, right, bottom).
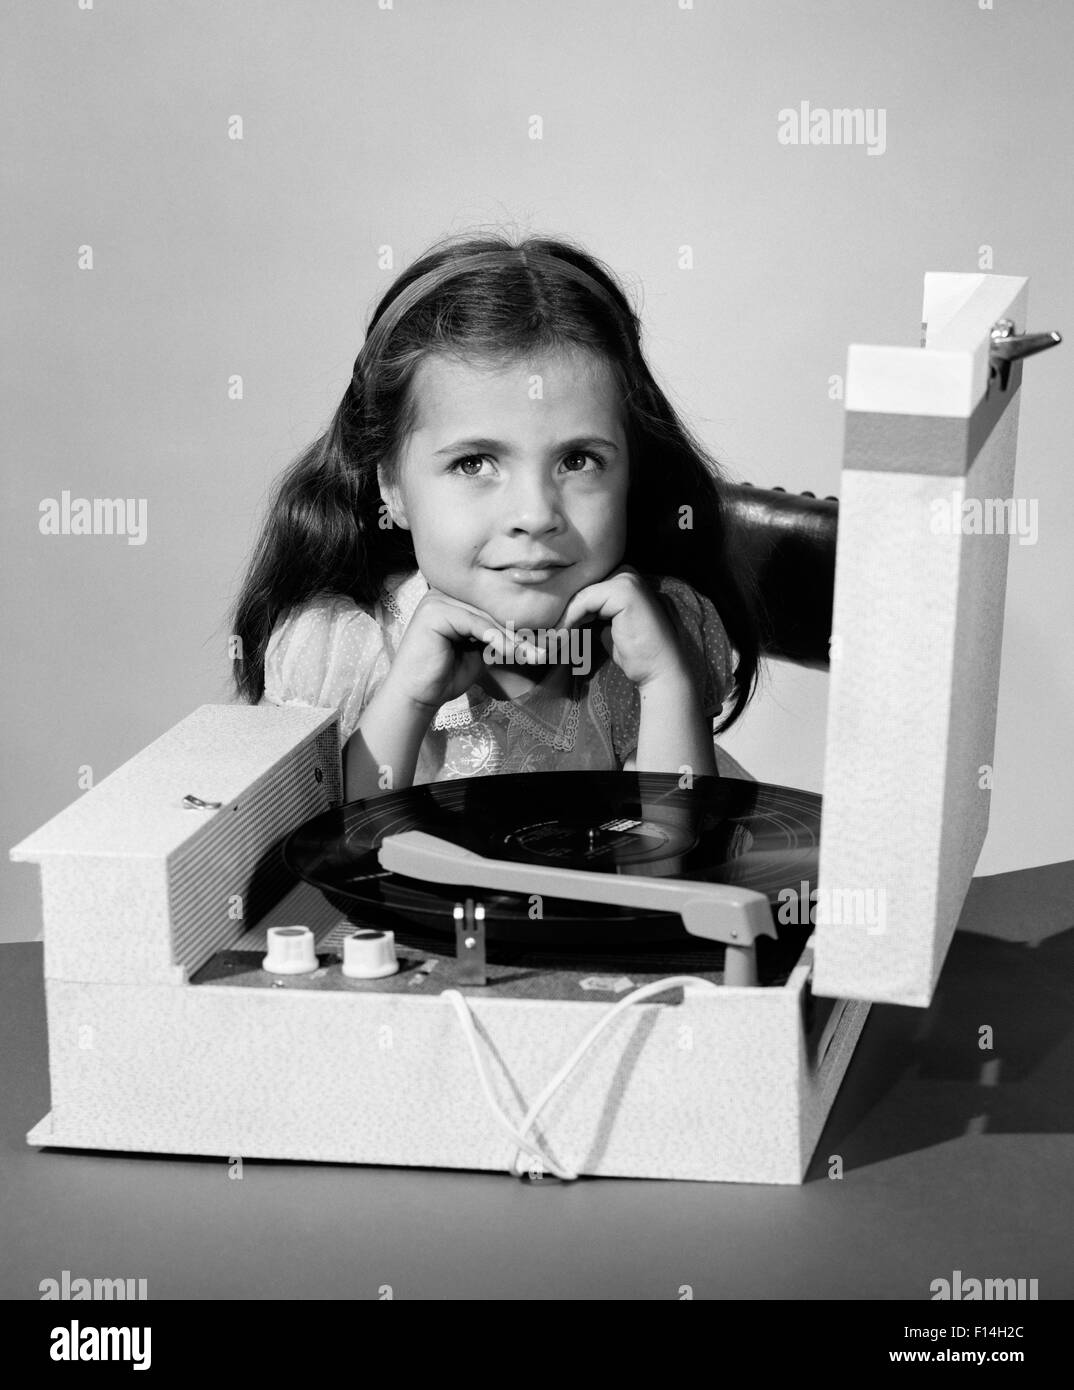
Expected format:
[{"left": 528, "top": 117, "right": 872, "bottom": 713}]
[{"left": 11, "top": 273, "right": 1057, "bottom": 1183}]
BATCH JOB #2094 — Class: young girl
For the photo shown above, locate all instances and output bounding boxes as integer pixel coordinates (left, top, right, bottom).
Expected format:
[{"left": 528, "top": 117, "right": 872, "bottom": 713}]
[{"left": 230, "top": 235, "right": 763, "bottom": 799}]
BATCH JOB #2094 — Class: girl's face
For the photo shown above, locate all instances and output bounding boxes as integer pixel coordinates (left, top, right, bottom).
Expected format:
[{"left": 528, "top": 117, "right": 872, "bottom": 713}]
[{"left": 382, "top": 348, "right": 630, "bottom": 631}]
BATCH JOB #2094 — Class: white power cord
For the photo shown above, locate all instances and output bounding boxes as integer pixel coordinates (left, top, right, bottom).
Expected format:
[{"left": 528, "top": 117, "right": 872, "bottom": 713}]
[
  {"left": 441, "top": 975, "right": 721, "bottom": 1181},
  {"left": 441, "top": 988, "right": 575, "bottom": 1180}
]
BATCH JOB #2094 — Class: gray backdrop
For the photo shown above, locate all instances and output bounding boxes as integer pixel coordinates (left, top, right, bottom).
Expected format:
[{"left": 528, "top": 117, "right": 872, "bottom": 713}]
[{"left": 3, "top": 0, "right": 1072, "bottom": 942}]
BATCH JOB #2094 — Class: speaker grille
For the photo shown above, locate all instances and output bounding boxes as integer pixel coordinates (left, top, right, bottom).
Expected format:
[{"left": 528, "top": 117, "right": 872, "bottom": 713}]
[{"left": 169, "top": 721, "right": 342, "bottom": 977}]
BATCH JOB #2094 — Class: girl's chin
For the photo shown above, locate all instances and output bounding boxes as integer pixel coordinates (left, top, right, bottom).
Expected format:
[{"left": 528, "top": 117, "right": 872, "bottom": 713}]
[{"left": 486, "top": 594, "right": 571, "bottom": 632}]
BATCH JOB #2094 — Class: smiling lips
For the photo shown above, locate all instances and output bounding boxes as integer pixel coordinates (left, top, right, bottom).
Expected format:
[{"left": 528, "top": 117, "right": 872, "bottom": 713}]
[
  {"left": 499, "top": 570, "right": 561, "bottom": 585},
  {"left": 489, "top": 560, "right": 572, "bottom": 585}
]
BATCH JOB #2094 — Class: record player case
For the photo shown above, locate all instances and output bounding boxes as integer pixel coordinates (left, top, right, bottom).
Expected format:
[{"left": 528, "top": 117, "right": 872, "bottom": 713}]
[{"left": 11, "top": 273, "right": 1050, "bottom": 1183}]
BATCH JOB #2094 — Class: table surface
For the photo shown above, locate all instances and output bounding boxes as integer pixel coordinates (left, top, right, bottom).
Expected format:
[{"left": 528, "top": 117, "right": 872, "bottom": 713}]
[{"left": 3, "top": 859, "right": 1073, "bottom": 1300}]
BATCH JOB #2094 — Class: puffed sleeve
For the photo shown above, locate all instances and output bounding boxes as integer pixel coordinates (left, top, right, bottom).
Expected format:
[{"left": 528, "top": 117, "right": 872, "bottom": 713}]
[
  {"left": 259, "top": 593, "right": 392, "bottom": 744},
  {"left": 602, "top": 574, "right": 737, "bottom": 766},
  {"left": 651, "top": 574, "right": 735, "bottom": 719}
]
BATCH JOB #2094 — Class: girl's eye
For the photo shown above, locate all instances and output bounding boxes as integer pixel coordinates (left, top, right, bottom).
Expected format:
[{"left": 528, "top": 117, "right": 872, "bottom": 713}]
[
  {"left": 447, "top": 455, "right": 602, "bottom": 483},
  {"left": 558, "top": 455, "right": 608, "bottom": 478},
  {"left": 446, "top": 455, "right": 494, "bottom": 477}
]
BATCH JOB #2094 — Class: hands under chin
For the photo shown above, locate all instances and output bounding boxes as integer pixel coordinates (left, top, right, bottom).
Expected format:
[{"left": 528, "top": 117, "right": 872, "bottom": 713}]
[{"left": 554, "top": 565, "right": 692, "bottom": 691}]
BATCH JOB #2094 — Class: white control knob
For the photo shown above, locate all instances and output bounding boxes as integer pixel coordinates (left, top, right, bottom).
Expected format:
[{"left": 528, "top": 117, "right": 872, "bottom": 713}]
[
  {"left": 262, "top": 925, "right": 318, "bottom": 975},
  {"left": 342, "top": 929, "right": 398, "bottom": 979}
]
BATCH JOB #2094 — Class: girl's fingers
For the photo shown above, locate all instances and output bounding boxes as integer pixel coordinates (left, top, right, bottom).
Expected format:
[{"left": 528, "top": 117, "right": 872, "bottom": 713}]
[
  {"left": 425, "top": 591, "right": 500, "bottom": 637},
  {"left": 431, "top": 595, "right": 544, "bottom": 663},
  {"left": 559, "top": 566, "right": 646, "bottom": 630},
  {"left": 558, "top": 581, "right": 616, "bottom": 631}
]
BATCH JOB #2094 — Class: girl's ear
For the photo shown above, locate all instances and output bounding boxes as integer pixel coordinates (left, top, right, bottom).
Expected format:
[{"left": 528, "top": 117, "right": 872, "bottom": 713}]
[{"left": 376, "top": 466, "right": 410, "bottom": 531}]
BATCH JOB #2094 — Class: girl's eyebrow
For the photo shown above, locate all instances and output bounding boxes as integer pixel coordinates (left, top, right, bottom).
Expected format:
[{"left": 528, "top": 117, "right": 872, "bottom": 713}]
[{"left": 432, "top": 435, "right": 620, "bottom": 457}]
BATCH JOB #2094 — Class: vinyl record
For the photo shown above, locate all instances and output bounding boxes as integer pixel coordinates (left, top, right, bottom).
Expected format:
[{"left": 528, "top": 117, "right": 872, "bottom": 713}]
[{"left": 283, "top": 771, "right": 821, "bottom": 949}]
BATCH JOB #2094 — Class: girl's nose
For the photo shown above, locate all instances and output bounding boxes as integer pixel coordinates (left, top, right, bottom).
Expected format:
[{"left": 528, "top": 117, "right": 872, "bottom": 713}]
[{"left": 503, "top": 473, "right": 565, "bottom": 535}]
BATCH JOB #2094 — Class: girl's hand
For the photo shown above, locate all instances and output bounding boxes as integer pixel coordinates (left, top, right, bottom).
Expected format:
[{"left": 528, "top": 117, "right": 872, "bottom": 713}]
[
  {"left": 557, "top": 566, "right": 690, "bottom": 691},
  {"left": 382, "top": 588, "right": 542, "bottom": 712}
]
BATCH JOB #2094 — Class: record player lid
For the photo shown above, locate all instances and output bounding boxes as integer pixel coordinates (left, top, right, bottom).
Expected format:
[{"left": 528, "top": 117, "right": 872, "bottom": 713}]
[{"left": 812, "top": 271, "right": 1029, "bottom": 1007}]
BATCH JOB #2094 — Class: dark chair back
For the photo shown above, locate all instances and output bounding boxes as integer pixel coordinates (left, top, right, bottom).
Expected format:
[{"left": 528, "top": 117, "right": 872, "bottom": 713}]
[{"left": 722, "top": 483, "right": 838, "bottom": 670}]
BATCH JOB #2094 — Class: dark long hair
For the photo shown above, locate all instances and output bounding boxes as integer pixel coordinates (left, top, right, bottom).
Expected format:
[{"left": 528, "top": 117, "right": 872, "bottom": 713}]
[{"left": 229, "top": 233, "right": 764, "bottom": 733}]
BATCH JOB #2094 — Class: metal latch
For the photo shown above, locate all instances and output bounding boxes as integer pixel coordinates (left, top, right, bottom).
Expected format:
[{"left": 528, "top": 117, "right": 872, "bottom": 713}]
[{"left": 989, "top": 319, "right": 1061, "bottom": 391}]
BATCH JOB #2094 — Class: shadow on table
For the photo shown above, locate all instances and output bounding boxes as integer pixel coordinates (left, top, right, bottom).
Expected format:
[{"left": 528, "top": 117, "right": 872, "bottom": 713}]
[{"left": 807, "top": 860, "right": 1074, "bottom": 1179}]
